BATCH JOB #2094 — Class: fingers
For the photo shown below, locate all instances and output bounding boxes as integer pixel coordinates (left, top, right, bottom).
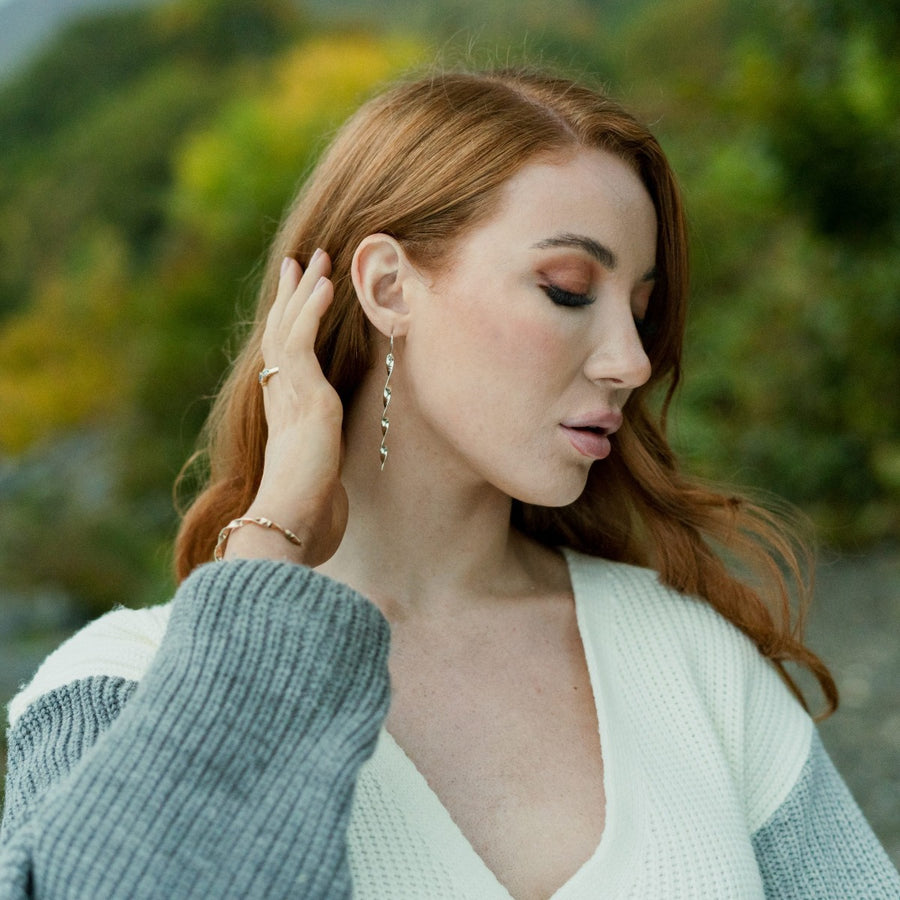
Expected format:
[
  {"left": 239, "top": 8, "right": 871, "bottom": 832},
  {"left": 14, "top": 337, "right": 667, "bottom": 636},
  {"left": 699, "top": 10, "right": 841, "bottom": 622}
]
[
  {"left": 251, "top": 248, "right": 347, "bottom": 566},
  {"left": 267, "top": 248, "right": 332, "bottom": 333},
  {"left": 263, "top": 249, "right": 333, "bottom": 364},
  {"left": 286, "top": 275, "right": 334, "bottom": 352},
  {"left": 267, "top": 257, "right": 300, "bottom": 330},
  {"left": 284, "top": 249, "right": 331, "bottom": 328}
]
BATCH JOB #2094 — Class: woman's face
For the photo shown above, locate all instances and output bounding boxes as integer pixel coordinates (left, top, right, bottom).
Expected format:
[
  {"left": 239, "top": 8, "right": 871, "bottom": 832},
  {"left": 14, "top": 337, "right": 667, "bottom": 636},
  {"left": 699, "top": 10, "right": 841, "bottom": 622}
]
[{"left": 401, "top": 148, "right": 657, "bottom": 507}]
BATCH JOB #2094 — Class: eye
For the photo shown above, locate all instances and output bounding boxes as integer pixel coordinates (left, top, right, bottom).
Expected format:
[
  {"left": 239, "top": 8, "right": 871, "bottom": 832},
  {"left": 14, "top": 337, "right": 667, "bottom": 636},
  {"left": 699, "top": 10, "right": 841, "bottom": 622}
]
[{"left": 541, "top": 284, "right": 595, "bottom": 308}]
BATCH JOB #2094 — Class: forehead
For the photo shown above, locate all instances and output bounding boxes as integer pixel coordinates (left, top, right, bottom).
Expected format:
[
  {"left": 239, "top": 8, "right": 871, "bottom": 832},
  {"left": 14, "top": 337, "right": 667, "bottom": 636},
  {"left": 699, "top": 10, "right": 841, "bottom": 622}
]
[
  {"left": 424, "top": 149, "right": 659, "bottom": 286},
  {"left": 489, "top": 149, "right": 657, "bottom": 248}
]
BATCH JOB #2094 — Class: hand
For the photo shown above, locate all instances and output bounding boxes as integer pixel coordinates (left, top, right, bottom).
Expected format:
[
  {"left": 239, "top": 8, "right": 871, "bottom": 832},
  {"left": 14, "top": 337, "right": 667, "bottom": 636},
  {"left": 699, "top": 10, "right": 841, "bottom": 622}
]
[{"left": 228, "top": 250, "right": 348, "bottom": 567}]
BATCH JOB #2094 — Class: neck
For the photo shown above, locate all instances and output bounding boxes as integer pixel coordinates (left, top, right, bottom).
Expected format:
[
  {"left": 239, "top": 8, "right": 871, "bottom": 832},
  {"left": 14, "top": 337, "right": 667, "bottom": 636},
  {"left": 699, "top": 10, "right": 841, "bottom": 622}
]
[{"left": 315, "top": 372, "right": 564, "bottom": 620}]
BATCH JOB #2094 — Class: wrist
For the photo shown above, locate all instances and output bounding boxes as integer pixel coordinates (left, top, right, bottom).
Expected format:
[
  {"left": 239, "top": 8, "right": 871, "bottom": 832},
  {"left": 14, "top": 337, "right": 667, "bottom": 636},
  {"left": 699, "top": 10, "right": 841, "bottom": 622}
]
[{"left": 217, "top": 515, "right": 313, "bottom": 565}]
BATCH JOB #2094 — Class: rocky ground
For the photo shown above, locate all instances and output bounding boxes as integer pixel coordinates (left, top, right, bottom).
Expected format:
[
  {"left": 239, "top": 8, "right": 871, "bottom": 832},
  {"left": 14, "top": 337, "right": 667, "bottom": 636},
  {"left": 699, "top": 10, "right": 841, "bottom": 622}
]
[
  {"left": 2, "top": 545, "right": 898, "bottom": 869},
  {"left": 806, "top": 544, "right": 900, "bottom": 868}
]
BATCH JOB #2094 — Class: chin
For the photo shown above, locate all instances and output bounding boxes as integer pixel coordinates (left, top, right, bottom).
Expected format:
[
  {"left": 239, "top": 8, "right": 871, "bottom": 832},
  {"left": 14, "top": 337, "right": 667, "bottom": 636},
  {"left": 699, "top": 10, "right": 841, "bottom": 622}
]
[{"left": 509, "top": 470, "right": 590, "bottom": 509}]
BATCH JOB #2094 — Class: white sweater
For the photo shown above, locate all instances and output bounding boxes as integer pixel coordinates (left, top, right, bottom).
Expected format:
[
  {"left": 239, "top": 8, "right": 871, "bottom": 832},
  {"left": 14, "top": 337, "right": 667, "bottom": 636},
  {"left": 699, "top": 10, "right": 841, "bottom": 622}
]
[
  {"left": 346, "top": 549, "right": 815, "bottom": 898},
  {"left": 6, "top": 553, "right": 899, "bottom": 899}
]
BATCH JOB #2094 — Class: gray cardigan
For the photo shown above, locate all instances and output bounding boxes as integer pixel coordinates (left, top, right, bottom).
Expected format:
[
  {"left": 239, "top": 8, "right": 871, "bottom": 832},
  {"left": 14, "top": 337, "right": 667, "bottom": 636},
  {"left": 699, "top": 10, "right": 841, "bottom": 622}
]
[{"left": 1, "top": 560, "right": 390, "bottom": 898}]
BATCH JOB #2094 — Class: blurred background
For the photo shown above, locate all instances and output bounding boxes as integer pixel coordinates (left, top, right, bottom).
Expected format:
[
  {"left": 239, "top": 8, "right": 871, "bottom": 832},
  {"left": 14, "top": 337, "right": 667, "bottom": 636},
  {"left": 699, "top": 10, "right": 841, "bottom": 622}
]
[{"left": 0, "top": 0, "right": 897, "bottom": 864}]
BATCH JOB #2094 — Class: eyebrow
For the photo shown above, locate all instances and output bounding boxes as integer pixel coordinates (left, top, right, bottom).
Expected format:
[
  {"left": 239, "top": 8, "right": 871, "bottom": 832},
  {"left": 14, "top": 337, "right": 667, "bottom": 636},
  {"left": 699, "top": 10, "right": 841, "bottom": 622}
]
[{"left": 532, "top": 232, "right": 657, "bottom": 282}]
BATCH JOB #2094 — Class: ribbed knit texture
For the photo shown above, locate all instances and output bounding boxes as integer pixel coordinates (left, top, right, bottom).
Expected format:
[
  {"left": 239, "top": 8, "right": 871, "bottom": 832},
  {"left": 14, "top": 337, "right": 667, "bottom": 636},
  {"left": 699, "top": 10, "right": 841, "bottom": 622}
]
[
  {"left": 7, "top": 603, "right": 169, "bottom": 728},
  {"left": 753, "top": 731, "right": 900, "bottom": 899},
  {"left": 1, "top": 559, "right": 391, "bottom": 899},
  {"left": 344, "top": 550, "right": 900, "bottom": 898},
  {"left": 2, "top": 677, "right": 138, "bottom": 837},
  {"left": 3, "top": 553, "right": 898, "bottom": 899}
]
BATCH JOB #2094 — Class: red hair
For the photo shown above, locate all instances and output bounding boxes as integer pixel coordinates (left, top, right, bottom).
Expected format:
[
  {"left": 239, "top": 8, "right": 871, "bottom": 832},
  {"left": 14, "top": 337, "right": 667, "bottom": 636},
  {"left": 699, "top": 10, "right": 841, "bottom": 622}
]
[{"left": 175, "top": 68, "right": 836, "bottom": 717}]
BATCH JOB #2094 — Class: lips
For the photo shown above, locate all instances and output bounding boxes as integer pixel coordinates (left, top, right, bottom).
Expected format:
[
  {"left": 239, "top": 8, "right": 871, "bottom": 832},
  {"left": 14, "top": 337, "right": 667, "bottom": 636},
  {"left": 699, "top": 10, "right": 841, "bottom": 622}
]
[{"left": 560, "top": 410, "right": 623, "bottom": 460}]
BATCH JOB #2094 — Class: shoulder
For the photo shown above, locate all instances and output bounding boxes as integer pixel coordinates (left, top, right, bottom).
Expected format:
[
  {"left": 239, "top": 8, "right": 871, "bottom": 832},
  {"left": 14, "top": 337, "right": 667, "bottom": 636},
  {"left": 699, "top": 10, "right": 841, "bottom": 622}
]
[
  {"left": 7, "top": 603, "right": 171, "bottom": 728},
  {"left": 565, "top": 548, "right": 784, "bottom": 677},
  {"left": 565, "top": 548, "right": 814, "bottom": 830},
  {"left": 752, "top": 730, "right": 900, "bottom": 897},
  {"left": 565, "top": 548, "right": 757, "bottom": 661}
]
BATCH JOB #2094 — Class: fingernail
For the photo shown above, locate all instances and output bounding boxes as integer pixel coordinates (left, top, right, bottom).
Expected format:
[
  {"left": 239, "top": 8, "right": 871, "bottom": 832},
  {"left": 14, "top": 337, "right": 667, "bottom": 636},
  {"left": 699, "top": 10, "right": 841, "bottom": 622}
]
[
  {"left": 311, "top": 247, "right": 323, "bottom": 264},
  {"left": 281, "top": 257, "right": 292, "bottom": 276},
  {"left": 315, "top": 275, "right": 328, "bottom": 290}
]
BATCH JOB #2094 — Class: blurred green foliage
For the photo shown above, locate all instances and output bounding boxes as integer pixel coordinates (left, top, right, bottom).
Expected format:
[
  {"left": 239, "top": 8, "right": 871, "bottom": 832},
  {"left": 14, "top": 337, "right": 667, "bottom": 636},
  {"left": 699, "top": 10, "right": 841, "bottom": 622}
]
[{"left": 0, "top": 0, "right": 898, "bottom": 619}]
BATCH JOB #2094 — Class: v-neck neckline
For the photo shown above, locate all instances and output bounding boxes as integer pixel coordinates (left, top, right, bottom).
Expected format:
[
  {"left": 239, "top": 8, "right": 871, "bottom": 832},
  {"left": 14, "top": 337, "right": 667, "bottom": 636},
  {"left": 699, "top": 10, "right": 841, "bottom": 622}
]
[{"left": 362, "top": 548, "right": 646, "bottom": 899}]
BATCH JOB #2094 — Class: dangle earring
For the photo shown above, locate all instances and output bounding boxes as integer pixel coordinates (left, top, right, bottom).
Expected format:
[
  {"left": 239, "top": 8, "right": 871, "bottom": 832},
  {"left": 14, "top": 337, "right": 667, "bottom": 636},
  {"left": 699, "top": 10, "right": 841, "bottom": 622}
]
[{"left": 379, "top": 335, "right": 394, "bottom": 470}]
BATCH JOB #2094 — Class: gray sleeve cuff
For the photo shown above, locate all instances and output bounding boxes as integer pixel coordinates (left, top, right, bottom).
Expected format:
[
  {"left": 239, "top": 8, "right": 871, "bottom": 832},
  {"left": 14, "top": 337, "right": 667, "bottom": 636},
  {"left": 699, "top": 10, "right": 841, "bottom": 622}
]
[{"left": 752, "top": 729, "right": 900, "bottom": 898}]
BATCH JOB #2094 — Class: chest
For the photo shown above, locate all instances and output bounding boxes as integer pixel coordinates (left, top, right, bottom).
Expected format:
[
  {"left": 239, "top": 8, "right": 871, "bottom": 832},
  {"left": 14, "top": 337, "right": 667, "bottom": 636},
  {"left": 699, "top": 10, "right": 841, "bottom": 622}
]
[
  {"left": 348, "top": 559, "right": 775, "bottom": 899},
  {"left": 383, "top": 604, "right": 606, "bottom": 900}
]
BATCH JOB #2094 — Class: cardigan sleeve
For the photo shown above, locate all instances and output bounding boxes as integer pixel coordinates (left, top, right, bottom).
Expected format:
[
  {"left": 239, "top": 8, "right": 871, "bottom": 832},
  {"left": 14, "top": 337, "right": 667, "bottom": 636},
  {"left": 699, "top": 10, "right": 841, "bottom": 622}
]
[
  {"left": 751, "top": 729, "right": 900, "bottom": 899},
  {"left": 0, "top": 559, "right": 391, "bottom": 899},
  {"left": 736, "top": 607, "right": 900, "bottom": 896}
]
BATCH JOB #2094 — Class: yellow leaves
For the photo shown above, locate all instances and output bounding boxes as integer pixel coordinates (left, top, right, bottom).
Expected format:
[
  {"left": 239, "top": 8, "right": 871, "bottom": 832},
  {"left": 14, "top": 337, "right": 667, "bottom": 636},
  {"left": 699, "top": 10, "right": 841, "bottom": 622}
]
[
  {"left": 0, "top": 32, "right": 426, "bottom": 455},
  {"left": 272, "top": 35, "right": 423, "bottom": 121},
  {"left": 0, "top": 230, "right": 133, "bottom": 454},
  {"left": 171, "top": 34, "right": 424, "bottom": 243}
]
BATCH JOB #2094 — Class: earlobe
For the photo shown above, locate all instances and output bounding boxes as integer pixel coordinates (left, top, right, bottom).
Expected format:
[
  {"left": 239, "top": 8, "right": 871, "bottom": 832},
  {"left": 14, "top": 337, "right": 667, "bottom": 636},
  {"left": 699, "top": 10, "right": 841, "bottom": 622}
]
[{"left": 351, "top": 234, "right": 412, "bottom": 338}]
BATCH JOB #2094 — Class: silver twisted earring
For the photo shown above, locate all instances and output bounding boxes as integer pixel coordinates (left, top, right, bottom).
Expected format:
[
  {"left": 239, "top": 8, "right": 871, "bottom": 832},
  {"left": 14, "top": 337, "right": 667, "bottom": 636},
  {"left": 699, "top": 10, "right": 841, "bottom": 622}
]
[{"left": 379, "top": 335, "right": 394, "bottom": 470}]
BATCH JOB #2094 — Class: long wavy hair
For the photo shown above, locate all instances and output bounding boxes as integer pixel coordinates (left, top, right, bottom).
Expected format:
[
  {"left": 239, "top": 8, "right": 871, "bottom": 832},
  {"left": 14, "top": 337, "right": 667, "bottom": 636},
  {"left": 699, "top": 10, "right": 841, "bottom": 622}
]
[{"left": 175, "top": 68, "right": 837, "bottom": 716}]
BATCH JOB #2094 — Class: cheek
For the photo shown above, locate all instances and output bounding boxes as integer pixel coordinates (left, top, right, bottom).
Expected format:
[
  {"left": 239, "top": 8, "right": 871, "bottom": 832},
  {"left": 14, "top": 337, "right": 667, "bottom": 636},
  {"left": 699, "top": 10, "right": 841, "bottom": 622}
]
[
  {"left": 416, "top": 279, "right": 575, "bottom": 397},
  {"left": 479, "top": 313, "right": 570, "bottom": 382}
]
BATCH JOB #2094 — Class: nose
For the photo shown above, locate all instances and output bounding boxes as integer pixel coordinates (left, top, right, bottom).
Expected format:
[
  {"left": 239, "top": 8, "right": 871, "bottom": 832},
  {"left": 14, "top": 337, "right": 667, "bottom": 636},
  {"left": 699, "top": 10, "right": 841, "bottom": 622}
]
[{"left": 582, "top": 314, "right": 652, "bottom": 391}]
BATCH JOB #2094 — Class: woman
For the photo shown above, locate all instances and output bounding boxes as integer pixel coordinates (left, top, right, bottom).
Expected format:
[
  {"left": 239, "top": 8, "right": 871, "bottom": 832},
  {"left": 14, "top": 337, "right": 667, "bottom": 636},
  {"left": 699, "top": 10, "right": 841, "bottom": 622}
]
[{"left": 2, "top": 69, "right": 898, "bottom": 899}]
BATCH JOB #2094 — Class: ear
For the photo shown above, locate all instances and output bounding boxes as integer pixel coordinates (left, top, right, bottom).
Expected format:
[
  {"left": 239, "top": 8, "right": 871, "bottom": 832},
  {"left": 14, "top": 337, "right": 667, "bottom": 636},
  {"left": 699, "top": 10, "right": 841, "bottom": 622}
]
[{"left": 351, "top": 234, "right": 418, "bottom": 338}]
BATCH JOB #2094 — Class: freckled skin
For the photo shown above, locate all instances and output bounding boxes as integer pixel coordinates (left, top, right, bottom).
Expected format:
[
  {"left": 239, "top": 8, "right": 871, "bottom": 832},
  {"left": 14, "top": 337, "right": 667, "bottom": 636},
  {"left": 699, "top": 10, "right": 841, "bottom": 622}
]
[
  {"left": 311, "top": 148, "right": 660, "bottom": 900},
  {"left": 399, "top": 149, "right": 657, "bottom": 507}
]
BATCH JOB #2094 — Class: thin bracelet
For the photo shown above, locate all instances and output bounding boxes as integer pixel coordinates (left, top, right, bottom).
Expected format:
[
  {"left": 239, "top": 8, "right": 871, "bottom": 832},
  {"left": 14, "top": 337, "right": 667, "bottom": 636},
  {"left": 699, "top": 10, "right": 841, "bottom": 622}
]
[{"left": 214, "top": 516, "right": 303, "bottom": 561}]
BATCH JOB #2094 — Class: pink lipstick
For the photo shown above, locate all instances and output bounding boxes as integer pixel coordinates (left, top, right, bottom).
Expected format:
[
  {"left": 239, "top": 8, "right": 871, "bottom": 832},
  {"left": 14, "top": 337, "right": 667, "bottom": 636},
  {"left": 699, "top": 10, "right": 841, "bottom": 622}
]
[
  {"left": 560, "top": 411, "right": 622, "bottom": 460},
  {"left": 561, "top": 426, "right": 612, "bottom": 459}
]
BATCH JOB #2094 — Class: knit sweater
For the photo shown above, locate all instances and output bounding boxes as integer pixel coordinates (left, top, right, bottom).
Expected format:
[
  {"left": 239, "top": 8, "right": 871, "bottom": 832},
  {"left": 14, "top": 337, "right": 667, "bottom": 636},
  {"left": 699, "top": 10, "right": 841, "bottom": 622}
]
[
  {"left": 1, "top": 560, "right": 391, "bottom": 898},
  {"left": 1, "top": 553, "right": 898, "bottom": 898}
]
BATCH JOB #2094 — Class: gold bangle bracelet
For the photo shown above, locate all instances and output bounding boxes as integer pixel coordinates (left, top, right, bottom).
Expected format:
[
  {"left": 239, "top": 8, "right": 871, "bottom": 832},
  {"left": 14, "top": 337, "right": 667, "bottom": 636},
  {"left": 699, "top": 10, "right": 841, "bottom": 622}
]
[{"left": 214, "top": 516, "right": 303, "bottom": 561}]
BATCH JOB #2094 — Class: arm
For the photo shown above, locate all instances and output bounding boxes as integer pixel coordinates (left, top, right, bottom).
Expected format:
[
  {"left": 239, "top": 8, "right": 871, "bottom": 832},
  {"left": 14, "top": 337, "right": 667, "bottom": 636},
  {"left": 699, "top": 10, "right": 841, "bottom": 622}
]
[
  {"left": 752, "top": 729, "right": 900, "bottom": 899},
  {"left": 1, "top": 251, "right": 374, "bottom": 898},
  {"left": 1, "top": 558, "right": 390, "bottom": 899}
]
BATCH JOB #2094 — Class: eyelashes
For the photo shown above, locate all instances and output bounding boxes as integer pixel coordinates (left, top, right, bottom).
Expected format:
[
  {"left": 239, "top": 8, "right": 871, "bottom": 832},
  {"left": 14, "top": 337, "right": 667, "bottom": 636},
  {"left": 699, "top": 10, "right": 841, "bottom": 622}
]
[
  {"left": 541, "top": 284, "right": 595, "bottom": 308},
  {"left": 541, "top": 282, "right": 657, "bottom": 343}
]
